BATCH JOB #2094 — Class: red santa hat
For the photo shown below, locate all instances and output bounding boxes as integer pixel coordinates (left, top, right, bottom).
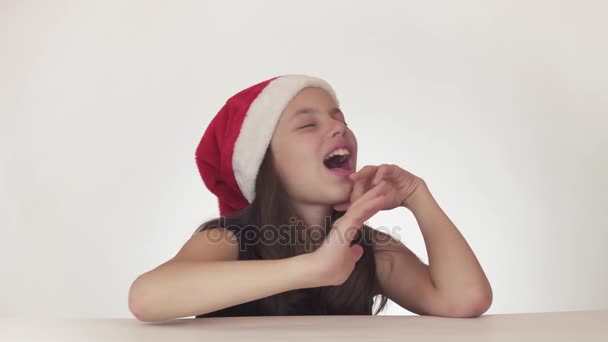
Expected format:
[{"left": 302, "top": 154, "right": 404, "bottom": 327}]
[{"left": 195, "top": 74, "right": 339, "bottom": 217}]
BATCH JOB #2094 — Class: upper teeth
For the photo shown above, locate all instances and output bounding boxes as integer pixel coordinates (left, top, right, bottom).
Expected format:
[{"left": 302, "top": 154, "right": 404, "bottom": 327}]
[{"left": 325, "top": 148, "right": 350, "bottom": 160}]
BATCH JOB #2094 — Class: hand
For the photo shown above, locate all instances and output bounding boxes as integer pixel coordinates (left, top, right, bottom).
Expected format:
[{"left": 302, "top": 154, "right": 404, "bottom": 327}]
[
  {"left": 334, "top": 164, "right": 425, "bottom": 211},
  {"left": 306, "top": 180, "right": 389, "bottom": 287}
]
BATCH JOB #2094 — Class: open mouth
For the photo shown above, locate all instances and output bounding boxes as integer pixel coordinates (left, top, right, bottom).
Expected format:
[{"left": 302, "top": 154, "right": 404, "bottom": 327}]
[{"left": 323, "top": 148, "right": 352, "bottom": 171}]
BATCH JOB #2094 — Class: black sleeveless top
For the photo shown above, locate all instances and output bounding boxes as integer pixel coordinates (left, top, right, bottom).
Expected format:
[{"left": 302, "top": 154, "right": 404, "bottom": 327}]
[{"left": 193, "top": 223, "right": 378, "bottom": 318}]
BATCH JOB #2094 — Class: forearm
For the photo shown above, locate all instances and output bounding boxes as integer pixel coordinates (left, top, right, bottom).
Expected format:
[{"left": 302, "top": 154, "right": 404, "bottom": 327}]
[
  {"left": 407, "top": 182, "right": 492, "bottom": 310},
  {"left": 129, "top": 255, "right": 314, "bottom": 322}
]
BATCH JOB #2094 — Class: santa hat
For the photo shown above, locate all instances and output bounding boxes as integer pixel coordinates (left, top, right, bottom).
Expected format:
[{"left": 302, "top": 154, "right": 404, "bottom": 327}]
[{"left": 195, "top": 74, "right": 339, "bottom": 216}]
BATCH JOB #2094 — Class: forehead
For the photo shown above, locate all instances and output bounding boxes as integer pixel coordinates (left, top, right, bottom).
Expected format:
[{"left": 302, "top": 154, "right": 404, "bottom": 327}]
[{"left": 282, "top": 87, "right": 338, "bottom": 118}]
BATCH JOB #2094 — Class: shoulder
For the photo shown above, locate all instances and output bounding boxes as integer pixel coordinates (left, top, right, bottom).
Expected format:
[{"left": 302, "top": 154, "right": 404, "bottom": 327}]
[
  {"left": 170, "top": 226, "right": 241, "bottom": 263},
  {"left": 192, "top": 223, "right": 242, "bottom": 240}
]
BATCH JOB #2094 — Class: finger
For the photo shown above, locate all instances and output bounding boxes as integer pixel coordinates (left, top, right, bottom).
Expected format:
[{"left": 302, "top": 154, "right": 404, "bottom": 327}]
[
  {"left": 351, "top": 170, "right": 372, "bottom": 204},
  {"left": 336, "top": 182, "right": 389, "bottom": 242},
  {"left": 350, "top": 165, "right": 377, "bottom": 182},
  {"left": 338, "top": 180, "right": 389, "bottom": 226},
  {"left": 349, "top": 179, "right": 389, "bottom": 211},
  {"left": 336, "top": 166, "right": 375, "bottom": 212},
  {"left": 340, "top": 193, "right": 385, "bottom": 243},
  {"left": 333, "top": 202, "right": 350, "bottom": 211},
  {"left": 349, "top": 165, "right": 377, "bottom": 205},
  {"left": 371, "top": 164, "right": 394, "bottom": 186},
  {"left": 350, "top": 244, "right": 364, "bottom": 262}
]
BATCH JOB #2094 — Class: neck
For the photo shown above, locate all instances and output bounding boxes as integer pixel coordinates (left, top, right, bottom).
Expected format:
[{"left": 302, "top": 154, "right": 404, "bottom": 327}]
[{"left": 288, "top": 200, "right": 334, "bottom": 229}]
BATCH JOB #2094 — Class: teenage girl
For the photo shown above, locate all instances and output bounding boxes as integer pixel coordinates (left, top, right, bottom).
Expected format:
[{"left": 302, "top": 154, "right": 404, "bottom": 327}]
[{"left": 128, "top": 74, "right": 493, "bottom": 322}]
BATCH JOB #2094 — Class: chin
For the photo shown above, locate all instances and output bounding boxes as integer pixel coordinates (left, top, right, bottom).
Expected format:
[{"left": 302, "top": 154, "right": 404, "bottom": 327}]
[
  {"left": 325, "top": 185, "right": 352, "bottom": 203},
  {"left": 316, "top": 168, "right": 354, "bottom": 199}
]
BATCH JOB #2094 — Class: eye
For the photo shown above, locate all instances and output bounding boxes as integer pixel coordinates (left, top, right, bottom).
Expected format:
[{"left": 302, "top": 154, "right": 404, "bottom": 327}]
[
  {"left": 333, "top": 114, "right": 348, "bottom": 127},
  {"left": 300, "top": 124, "right": 315, "bottom": 129},
  {"left": 335, "top": 119, "right": 348, "bottom": 128}
]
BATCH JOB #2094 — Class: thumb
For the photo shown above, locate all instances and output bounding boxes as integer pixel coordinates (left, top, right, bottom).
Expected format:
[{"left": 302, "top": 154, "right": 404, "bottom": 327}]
[{"left": 350, "top": 244, "right": 364, "bottom": 262}]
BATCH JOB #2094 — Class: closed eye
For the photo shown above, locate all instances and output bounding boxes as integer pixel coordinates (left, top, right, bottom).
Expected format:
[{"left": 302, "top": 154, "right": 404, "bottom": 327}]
[{"left": 300, "top": 124, "right": 315, "bottom": 129}]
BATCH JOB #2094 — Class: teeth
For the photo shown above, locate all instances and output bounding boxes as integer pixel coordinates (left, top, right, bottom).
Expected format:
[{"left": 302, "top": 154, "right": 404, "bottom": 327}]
[{"left": 324, "top": 148, "right": 350, "bottom": 160}]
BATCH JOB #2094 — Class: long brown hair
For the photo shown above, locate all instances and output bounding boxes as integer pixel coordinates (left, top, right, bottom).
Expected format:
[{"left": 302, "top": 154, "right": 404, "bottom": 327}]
[{"left": 195, "top": 146, "right": 389, "bottom": 315}]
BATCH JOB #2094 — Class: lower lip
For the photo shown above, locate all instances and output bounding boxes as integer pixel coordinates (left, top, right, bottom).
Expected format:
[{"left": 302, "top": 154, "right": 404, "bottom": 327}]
[{"left": 326, "top": 167, "right": 353, "bottom": 177}]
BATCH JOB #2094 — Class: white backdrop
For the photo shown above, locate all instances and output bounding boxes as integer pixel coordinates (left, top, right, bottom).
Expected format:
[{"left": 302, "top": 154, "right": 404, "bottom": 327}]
[{"left": 1, "top": 0, "right": 606, "bottom": 318}]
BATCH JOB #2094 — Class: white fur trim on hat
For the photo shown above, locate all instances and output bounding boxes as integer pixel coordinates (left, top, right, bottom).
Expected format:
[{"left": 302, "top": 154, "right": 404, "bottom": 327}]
[{"left": 232, "top": 74, "right": 339, "bottom": 203}]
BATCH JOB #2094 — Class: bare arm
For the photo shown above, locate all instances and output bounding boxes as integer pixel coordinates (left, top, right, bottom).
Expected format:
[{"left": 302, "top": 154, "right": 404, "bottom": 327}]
[
  {"left": 129, "top": 184, "right": 386, "bottom": 324},
  {"left": 128, "top": 228, "right": 317, "bottom": 323},
  {"left": 406, "top": 181, "right": 492, "bottom": 316}
]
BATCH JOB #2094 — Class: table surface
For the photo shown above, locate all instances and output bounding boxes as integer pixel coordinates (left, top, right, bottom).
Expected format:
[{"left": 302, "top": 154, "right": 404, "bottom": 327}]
[{"left": 1, "top": 310, "right": 606, "bottom": 342}]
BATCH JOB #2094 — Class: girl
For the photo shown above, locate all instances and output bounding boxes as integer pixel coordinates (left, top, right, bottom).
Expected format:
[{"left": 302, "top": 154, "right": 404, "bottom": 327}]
[{"left": 128, "top": 75, "right": 493, "bottom": 322}]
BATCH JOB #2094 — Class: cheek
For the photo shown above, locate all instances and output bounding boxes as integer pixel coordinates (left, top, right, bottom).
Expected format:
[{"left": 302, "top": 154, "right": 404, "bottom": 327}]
[
  {"left": 344, "top": 134, "right": 357, "bottom": 166},
  {"left": 286, "top": 144, "right": 318, "bottom": 170},
  {"left": 274, "top": 142, "right": 319, "bottom": 179},
  {"left": 295, "top": 139, "right": 320, "bottom": 164}
]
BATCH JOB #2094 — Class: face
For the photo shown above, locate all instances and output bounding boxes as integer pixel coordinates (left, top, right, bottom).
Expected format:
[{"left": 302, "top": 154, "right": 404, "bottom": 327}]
[{"left": 270, "top": 87, "right": 358, "bottom": 207}]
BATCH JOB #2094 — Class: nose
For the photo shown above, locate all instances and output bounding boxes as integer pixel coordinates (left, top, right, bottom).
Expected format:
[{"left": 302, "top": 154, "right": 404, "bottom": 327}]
[{"left": 329, "top": 120, "right": 347, "bottom": 138}]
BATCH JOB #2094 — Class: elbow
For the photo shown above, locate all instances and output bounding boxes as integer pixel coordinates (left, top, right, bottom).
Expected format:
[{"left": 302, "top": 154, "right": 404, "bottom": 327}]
[
  {"left": 128, "top": 277, "right": 158, "bottom": 323},
  {"left": 129, "top": 276, "right": 187, "bottom": 323},
  {"left": 476, "top": 286, "right": 493, "bottom": 316},
  {"left": 475, "top": 281, "right": 494, "bottom": 314},
  {"left": 459, "top": 286, "right": 493, "bottom": 318},
  {"left": 438, "top": 284, "right": 492, "bottom": 318}
]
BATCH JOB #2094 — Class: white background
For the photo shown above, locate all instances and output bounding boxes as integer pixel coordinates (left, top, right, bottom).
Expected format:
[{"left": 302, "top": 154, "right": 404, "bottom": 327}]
[{"left": 1, "top": 0, "right": 606, "bottom": 318}]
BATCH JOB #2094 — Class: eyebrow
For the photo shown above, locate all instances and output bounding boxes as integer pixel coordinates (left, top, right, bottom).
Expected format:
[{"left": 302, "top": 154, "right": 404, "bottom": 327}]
[{"left": 292, "top": 107, "right": 343, "bottom": 119}]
